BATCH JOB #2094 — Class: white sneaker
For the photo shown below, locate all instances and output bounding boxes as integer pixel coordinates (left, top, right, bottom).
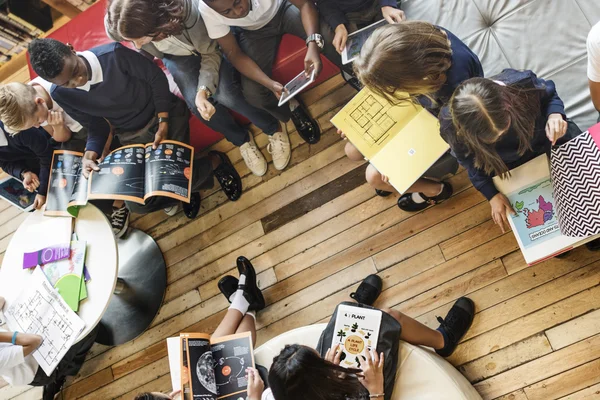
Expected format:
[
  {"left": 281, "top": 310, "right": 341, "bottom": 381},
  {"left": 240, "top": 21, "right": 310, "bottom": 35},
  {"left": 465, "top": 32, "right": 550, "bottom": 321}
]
[
  {"left": 240, "top": 134, "right": 268, "bottom": 176},
  {"left": 267, "top": 127, "right": 291, "bottom": 171}
]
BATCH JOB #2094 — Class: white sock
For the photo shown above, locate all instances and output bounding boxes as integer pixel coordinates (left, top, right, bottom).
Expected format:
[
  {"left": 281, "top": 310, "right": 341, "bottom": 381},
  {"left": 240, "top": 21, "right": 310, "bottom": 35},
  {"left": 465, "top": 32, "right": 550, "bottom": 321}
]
[
  {"left": 411, "top": 193, "right": 426, "bottom": 204},
  {"left": 228, "top": 274, "right": 249, "bottom": 315},
  {"left": 289, "top": 98, "right": 300, "bottom": 111},
  {"left": 246, "top": 310, "right": 256, "bottom": 320}
]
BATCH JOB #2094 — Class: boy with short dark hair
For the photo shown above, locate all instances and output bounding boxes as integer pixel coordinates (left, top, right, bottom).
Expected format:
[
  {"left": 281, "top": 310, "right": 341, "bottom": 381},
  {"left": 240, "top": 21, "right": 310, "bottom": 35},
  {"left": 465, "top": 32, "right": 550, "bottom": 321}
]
[{"left": 28, "top": 38, "right": 242, "bottom": 219}]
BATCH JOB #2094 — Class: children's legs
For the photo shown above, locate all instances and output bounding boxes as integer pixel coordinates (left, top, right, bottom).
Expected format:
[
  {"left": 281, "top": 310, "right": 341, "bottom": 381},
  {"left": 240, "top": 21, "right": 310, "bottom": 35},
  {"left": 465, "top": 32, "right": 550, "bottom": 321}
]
[
  {"left": 345, "top": 142, "right": 364, "bottom": 161},
  {"left": 381, "top": 307, "right": 444, "bottom": 350},
  {"left": 212, "top": 309, "right": 246, "bottom": 339},
  {"left": 235, "top": 313, "right": 257, "bottom": 347},
  {"left": 405, "top": 178, "right": 444, "bottom": 197},
  {"left": 365, "top": 164, "right": 398, "bottom": 193}
]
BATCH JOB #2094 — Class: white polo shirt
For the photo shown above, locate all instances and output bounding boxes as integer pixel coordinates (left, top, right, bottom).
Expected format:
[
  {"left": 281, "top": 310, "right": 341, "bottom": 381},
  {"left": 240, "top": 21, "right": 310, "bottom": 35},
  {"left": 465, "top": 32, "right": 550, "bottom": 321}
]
[
  {"left": 587, "top": 21, "right": 600, "bottom": 82},
  {"left": 198, "top": 0, "right": 284, "bottom": 39},
  {"left": 30, "top": 77, "right": 83, "bottom": 133},
  {"left": 0, "top": 343, "right": 38, "bottom": 386}
]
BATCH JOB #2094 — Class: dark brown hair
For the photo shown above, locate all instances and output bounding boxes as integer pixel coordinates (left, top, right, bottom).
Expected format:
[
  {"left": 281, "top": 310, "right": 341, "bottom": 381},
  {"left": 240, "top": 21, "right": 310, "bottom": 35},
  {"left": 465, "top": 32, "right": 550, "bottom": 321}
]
[
  {"left": 268, "top": 344, "right": 365, "bottom": 400},
  {"left": 353, "top": 21, "right": 452, "bottom": 104},
  {"left": 106, "top": 0, "right": 187, "bottom": 40},
  {"left": 448, "top": 77, "right": 544, "bottom": 177}
]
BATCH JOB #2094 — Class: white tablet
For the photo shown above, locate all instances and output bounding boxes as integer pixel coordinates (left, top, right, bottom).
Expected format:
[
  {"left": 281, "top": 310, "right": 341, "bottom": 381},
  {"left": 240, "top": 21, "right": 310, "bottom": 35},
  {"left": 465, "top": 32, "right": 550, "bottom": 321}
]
[
  {"left": 342, "top": 19, "right": 388, "bottom": 65},
  {"left": 0, "top": 175, "right": 36, "bottom": 212},
  {"left": 278, "top": 68, "right": 317, "bottom": 106}
]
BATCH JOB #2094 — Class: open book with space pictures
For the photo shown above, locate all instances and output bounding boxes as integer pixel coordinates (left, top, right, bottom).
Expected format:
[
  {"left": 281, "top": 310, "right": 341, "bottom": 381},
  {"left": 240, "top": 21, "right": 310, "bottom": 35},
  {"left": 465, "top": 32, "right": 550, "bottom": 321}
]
[
  {"left": 493, "top": 153, "right": 600, "bottom": 265},
  {"left": 332, "top": 304, "right": 382, "bottom": 369},
  {"left": 44, "top": 141, "right": 194, "bottom": 217},
  {"left": 180, "top": 332, "right": 254, "bottom": 400}
]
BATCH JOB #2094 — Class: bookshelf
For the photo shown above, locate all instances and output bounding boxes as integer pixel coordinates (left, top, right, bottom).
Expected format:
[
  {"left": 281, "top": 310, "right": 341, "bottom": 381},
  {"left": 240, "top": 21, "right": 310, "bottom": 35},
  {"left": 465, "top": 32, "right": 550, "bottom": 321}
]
[{"left": 0, "top": 0, "right": 95, "bottom": 82}]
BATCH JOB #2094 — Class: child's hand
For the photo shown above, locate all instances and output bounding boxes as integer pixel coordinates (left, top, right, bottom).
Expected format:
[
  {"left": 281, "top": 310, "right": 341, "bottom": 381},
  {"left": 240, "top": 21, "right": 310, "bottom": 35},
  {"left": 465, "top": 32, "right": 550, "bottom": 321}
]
[
  {"left": 325, "top": 343, "right": 343, "bottom": 365},
  {"left": 545, "top": 113, "right": 567, "bottom": 145},
  {"left": 382, "top": 6, "right": 406, "bottom": 23},
  {"left": 195, "top": 90, "right": 216, "bottom": 121},
  {"left": 380, "top": 174, "right": 390, "bottom": 183},
  {"left": 269, "top": 80, "right": 285, "bottom": 99},
  {"left": 82, "top": 151, "right": 100, "bottom": 178},
  {"left": 47, "top": 110, "right": 65, "bottom": 127},
  {"left": 22, "top": 172, "right": 40, "bottom": 192},
  {"left": 489, "top": 193, "right": 516, "bottom": 233},
  {"left": 333, "top": 24, "right": 348, "bottom": 54},
  {"left": 336, "top": 129, "right": 347, "bottom": 140},
  {"left": 245, "top": 367, "right": 264, "bottom": 400},
  {"left": 358, "top": 348, "right": 385, "bottom": 396},
  {"left": 33, "top": 194, "right": 46, "bottom": 210}
]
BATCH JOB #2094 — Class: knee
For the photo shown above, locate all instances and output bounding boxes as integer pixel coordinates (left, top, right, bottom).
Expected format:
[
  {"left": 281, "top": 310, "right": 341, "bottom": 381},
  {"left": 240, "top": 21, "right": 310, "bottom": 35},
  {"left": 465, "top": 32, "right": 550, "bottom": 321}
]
[
  {"left": 242, "top": 79, "right": 272, "bottom": 107},
  {"left": 345, "top": 141, "right": 363, "bottom": 161},
  {"left": 365, "top": 165, "right": 382, "bottom": 186}
]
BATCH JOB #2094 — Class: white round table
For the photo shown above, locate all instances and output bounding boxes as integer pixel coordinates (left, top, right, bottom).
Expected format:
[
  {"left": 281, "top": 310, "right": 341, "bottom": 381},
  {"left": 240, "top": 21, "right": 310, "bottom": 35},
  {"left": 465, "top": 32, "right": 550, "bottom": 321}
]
[{"left": 0, "top": 204, "right": 118, "bottom": 343}]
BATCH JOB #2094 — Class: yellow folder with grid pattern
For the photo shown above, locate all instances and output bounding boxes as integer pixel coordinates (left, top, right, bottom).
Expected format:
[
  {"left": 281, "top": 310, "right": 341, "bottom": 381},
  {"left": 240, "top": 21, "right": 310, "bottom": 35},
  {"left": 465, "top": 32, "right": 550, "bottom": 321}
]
[{"left": 331, "top": 87, "right": 449, "bottom": 194}]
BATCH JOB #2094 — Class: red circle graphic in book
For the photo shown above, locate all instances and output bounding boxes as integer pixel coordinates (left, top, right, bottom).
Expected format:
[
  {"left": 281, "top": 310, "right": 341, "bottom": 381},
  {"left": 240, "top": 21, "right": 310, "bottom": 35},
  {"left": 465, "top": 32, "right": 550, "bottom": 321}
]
[
  {"left": 59, "top": 178, "right": 67, "bottom": 188},
  {"left": 222, "top": 365, "right": 231, "bottom": 376},
  {"left": 112, "top": 167, "right": 125, "bottom": 176},
  {"left": 184, "top": 167, "right": 191, "bottom": 180}
]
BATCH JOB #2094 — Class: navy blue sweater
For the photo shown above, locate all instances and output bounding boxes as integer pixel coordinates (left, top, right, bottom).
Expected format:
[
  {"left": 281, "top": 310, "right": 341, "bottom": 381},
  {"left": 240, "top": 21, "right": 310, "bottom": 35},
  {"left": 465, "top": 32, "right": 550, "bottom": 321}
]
[
  {"left": 0, "top": 122, "right": 54, "bottom": 195},
  {"left": 317, "top": 0, "right": 400, "bottom": 30},
  {"left": 51, "top": 43, "right": 171, "bottom": 156},
  {"left": 418, "top": 28, "right": 484, "bottom": 114},
  {"left": 440, "top": 69, "right": 567, "bottom": 201}
]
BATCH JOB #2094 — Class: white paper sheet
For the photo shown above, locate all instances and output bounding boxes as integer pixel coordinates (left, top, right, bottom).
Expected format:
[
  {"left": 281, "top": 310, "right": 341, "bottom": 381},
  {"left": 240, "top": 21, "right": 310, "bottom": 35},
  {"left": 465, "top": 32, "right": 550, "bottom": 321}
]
[
  {"left": 4, "top": 267, "right": 85, "bottom": 375},
  {"left": 167, "top": 337, "right": 182, "bottom": 391},
  {"left": 22, "top": 216, "right": 73, "bottom": 253}
]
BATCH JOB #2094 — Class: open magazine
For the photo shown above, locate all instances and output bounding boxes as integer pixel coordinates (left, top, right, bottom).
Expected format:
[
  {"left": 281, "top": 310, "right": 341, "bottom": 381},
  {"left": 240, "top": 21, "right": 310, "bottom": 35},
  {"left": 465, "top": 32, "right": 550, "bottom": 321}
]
[
  {"left": 180, "top": 332, "right": 254, "bottom": 400},
  {"left": 331, "top": 304, "right": 382, "bottom": 369},
  {"left": 44, "top": 141, "right": 194, "bottom": 217},
  {"left": 493, "top": 154, "right": 600, "bottom": 265}
]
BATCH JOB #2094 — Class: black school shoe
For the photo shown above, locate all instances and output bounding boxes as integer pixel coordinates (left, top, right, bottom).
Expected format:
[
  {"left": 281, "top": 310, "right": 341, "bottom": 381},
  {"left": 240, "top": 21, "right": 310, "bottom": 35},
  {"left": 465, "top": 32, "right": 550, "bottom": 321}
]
[
  {"left": 43, "top": 376, "right": 65, "bottom": 400},
  {"left": 290, "top": 101, "right": 321, "bottom": 144},
  {"left": 218, "top": 275, "right": 239, "bottom": 303},
  {"left": 209, "top": 151, "right": 242, "bottom": 201},
  {"left": 182, "top": 192, "right": 201, "bottom": 219},
  {"left": 110, "top": 204, "right": 130, "bottom": 238},
  {"left": 350, "top": 274, "right": 383, "bottom": 306},
  {"left": 236, "top": 256, "right": 266, "bottom": 311},
  {"left": 397, "top": 182, "right": 453, "bottom": 212},
  {"left": 435, "top": 297, "right": 475, "bottom": 357},
  {"left": 375, "top": 189, "right": 392, "bottom": 197},
  {"left": 585, "top": 238, "right": 600, "bottom": 251}
]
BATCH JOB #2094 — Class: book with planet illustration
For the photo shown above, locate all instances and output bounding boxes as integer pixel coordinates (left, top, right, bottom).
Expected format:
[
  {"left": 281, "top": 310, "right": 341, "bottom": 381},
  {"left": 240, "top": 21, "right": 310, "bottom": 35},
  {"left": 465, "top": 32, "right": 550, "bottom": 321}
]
[
  {"left": 493, "top": 154, "right": 600, "bottom": 265},
  {"left": 331, "top": 304, "right": 382, "bottom": 369},
  {"left": 180, "top": 331, "right": 255, "bottom": 400},
  {"left": 45, "top": 141, "right": 194, "bottom": 217}
]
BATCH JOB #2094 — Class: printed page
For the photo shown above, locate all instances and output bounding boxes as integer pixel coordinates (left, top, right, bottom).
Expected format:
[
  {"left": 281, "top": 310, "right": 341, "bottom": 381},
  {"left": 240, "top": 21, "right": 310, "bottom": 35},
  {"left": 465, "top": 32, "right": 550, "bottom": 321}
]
[
  {"left": 181, "top": 333, "right": 216, "bottom": 400},
  {"left": 331, "top": 304, "right": 382, "bottom": 369},
  {"left": 210, "top": 332, "right": 254, "bottom": 399},
  {"left": 88, "top": 144, "right": 146, "bottom": 204},
  {"left": 40, "top": 241, "right": 86, "bottom": 312},
  {"left": 45, "top": 150, "right": 84, "bottom": 217},
  {"left": 167, "top": 337, "right": 182, "bottom": 392},
  {"left": 0, "top": 176, "right": 36, "bottom": 211},
  {"left": 4, "top": 267, "right": 85, "bottom": 376},
  {"left": 66, "top": 171, "right": 90, "bottom": 217},
  {"left": 144, "top": 141, "right": 194, "bottom": 203},
  {"left": 493, "top": 155, "right": 582, "bottom": 264},
  {"left": 181, "top": 336, "right": 192, "bottom": 400}
]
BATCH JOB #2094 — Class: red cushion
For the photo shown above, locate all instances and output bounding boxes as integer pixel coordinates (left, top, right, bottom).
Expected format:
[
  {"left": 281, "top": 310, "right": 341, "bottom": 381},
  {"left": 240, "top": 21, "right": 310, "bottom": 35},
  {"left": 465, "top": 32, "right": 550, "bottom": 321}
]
[{"left": 27, "top": 1, "right": 339, "bottom": 151}]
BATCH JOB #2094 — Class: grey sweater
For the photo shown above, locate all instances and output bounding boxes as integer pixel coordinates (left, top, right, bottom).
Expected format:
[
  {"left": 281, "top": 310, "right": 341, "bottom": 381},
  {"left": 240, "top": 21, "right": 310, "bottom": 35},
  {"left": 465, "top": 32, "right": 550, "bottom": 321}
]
[{"left": 105, "top": 0, "right": 221, "bottom": 94}]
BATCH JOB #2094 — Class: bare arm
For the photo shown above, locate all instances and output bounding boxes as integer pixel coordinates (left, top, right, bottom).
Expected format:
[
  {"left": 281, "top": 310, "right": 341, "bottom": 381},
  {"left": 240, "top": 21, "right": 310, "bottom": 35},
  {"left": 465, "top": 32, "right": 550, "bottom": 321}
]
[
  {"left": 288, "top": 0, "right": 322, "bottom": 75},
  {"left": 0, "top": 332, "right": 43, "bottom": 357},
  {"left": 590, "top": 79, "right": 600, "bottom": 112}
]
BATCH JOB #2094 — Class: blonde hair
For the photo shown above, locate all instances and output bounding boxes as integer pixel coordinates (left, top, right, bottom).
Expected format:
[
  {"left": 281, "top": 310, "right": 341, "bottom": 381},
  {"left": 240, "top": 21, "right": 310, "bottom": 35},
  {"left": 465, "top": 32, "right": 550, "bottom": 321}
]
[
  {"left": 353, "top": 21, "right": 452, "bottom": 104},
  {"left": 0, "top": 83, "right": 38, "bottom": 134}
]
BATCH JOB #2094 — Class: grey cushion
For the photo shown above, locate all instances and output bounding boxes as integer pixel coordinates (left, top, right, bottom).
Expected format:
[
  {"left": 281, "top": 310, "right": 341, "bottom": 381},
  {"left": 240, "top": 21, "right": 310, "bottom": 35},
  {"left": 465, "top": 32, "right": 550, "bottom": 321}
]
[{"left": 402, "top": 0, "right": 600, "bottom": 130}]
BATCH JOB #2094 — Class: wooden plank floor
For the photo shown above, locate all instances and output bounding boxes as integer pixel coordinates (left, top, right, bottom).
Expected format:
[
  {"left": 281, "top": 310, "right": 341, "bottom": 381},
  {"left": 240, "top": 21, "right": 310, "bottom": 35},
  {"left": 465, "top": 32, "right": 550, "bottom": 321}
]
[{"left": 1, "top": 75, "right": 600, "bottom": 399}]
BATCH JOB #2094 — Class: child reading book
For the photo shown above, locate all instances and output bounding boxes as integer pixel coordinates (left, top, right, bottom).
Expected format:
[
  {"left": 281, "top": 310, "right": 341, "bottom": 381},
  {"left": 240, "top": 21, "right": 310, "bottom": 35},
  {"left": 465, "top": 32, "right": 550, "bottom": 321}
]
[
  {"left": 260, "top": 275, "right": 475, "bottom": 400},
  {"left": 340, "top": 22, "right": 483, "bottom": 212},
  {"left": 134, "top": 255, "right": 266, "bottom": 400},
  {"left": 0, "top": 121, "right": 55, "bottom": 210},
  {"left": 440, "top": 69, "right": 587, "bottom": 237}
]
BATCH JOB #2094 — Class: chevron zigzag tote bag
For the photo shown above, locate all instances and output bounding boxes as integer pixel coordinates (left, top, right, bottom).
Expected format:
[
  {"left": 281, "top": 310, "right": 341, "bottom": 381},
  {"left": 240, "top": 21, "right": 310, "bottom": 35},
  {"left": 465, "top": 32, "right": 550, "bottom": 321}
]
[{"left": 550, "top": 123, "right": 600, "bottom": 237}]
